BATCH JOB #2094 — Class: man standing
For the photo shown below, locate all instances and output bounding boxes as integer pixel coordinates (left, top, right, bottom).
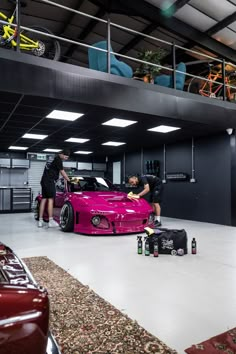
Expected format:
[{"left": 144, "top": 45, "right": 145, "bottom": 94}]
[
  {"left": 128, "top": 174, "right": 163, "bottom": 227},
  {"left": 38, "top": 149, "right": 71, "bottom": 227}
]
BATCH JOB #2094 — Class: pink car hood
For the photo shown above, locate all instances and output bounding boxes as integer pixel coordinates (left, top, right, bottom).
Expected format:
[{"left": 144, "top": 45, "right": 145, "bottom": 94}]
[{"left": 71, "top": 191, "right": 150, "bottom": 209}]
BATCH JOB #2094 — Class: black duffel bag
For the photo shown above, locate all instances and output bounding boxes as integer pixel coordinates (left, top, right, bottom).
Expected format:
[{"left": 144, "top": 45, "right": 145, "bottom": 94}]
[{"left": 149, "top": 228, "right": 188, "bottom": 254}]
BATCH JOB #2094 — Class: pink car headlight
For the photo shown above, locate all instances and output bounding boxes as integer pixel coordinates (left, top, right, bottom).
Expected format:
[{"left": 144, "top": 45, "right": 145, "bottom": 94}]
[
  {"left": 91, "top": 215, "right": 110, "bottom": 229},
  {"left": 91, "top": 216, "right": 101, "bottom": 226}
]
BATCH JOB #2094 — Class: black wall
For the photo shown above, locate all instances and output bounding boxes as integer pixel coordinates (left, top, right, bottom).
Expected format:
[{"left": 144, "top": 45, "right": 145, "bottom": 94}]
[
  {"left": 161, "top": 135, "right": 231, "bottom": 225},
  {"left": 109, "top": 133, "right": 232, "bottom": 225},
  {"left": 125, "top": 151, "right": 143, "bottom": 177}
]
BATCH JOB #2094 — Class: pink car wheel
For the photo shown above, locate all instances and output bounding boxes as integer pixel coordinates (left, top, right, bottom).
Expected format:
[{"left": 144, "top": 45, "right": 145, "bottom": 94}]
[{"left": 60, "top": 202, "right": 74, "bottom": 232}]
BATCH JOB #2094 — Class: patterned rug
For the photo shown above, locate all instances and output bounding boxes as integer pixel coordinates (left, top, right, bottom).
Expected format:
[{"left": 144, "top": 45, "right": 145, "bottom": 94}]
[
  {"left": 23, "top": 257, "right": 177, "bottom": 354},
  {"left": 185, "top": 328, "right": 236, "bottom": 353}
]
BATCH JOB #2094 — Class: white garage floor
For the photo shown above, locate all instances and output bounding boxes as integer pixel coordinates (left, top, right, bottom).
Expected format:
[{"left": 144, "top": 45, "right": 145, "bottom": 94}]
[{"left": 1, "top": 212, "right": 236, "bottom": 354}]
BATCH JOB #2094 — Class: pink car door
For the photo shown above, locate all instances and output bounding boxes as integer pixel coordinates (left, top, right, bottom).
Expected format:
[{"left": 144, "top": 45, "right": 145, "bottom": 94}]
[{"left": 54, "top": 179, "right": 66, "bottom": 218}]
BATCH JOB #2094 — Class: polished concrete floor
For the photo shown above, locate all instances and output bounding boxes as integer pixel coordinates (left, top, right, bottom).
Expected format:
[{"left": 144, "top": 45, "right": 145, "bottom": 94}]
[{"left": 1, "top": 212, "right": 236, "bottom": 353}]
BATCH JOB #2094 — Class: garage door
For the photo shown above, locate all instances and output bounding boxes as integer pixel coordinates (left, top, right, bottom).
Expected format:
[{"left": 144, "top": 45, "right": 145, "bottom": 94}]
[{"left": 28, "top": 161, "right": 45, "bottom": 208}]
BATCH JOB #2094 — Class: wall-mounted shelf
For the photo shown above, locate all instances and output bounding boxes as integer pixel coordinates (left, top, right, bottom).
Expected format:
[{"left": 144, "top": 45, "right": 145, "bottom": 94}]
[
  {"left": 12, "top": 159, "right": 30, "bottom": 169},
  {"left": 0, "top": 158, "right": 11, "bottom": 168}
]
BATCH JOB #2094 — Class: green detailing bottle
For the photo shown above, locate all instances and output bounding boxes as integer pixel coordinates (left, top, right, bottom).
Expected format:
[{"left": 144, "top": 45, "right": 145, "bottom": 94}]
[
  {"left": 144, "top": 237, "right": 150, "bottom": 256},
  {"left": 137, "top": 236, "right": 143, "bottom": 254}
]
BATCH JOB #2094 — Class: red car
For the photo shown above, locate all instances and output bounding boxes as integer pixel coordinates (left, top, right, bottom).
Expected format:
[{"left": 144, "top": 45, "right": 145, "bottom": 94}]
[
  {"left": 35, "top": 176, "right": 154, "bottom": 234},
  {"left": 0, "top": 243, "right": 60, "bottom": 354}
]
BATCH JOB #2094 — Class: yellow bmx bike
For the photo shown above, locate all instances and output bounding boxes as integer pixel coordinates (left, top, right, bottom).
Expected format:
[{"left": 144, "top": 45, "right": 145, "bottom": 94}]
[{"left": 0, "top": 0, "right": 60, "bottom": 60}]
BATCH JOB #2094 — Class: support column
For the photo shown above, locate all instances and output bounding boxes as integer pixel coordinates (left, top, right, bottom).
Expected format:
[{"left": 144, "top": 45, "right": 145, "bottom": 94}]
[{"left": 230, "top": 132, "right": 236, "bottom": 225}]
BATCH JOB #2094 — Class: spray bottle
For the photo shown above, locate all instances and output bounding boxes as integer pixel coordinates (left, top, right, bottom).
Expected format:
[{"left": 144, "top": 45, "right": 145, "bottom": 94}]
[
  {"left": 191, "top": 237, "right": 197, "bottom": 254},
  {"left": 153, "top": 237, "right": 159, "bottom": 257},
  {"left": 137, "top": 236, "right": 143, "bottom": 254},
  {"left": 144, "top": 237, "right": 150, "bottom": 256}
]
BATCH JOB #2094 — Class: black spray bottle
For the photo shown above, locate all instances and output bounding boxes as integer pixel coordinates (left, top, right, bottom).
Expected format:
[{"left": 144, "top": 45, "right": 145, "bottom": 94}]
[
  {"left": 144, "top": 237, "right": 150, "bottom": 256},
  {"left": 137, "top": 236, "right": 143, "bottom": 254},
  {"left": 191, "top": 237, "right": 197, "bottom": 254},
  {"left": 153, "top": 237, "right": 159, "bottom": 257}
]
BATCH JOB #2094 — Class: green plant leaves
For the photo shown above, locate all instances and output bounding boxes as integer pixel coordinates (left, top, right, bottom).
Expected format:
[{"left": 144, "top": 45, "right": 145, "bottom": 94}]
[{"left": 135, "top": 48, "right": 167, "bottom": 77}]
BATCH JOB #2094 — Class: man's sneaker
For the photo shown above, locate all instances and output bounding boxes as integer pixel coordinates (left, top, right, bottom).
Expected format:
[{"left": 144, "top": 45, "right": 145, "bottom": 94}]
[
  {"left": 38, "top": 220, "right": 44, "bottom": 228},
  {"left": 48, "top": 219, "right": 59, "bottom": 228},
  {"left": 154, "top": 220, "right": 162, "bottom": 227}
]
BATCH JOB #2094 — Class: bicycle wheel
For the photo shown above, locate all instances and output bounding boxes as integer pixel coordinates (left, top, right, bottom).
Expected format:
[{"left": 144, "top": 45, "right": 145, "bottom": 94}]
[
  {"left": 187, "top": 71, "right": 208, "bottom": 95},
  {"left": 202, "top": 77, "right": 223, "bottom": 98},
  {"left": 188, "top": 74, "right": 224, "bottom": 98},
  {"left": 188, "top": 77, "right": 203, "bottom": 94},
  {"left": 20, "top": 26, "right": 61, "bottom": 61}
]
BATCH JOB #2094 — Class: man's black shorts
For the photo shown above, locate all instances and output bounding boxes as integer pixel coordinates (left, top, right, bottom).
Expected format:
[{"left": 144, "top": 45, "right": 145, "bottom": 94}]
[
  {"left": 41, "top": 180, "right": 56, "bottom": 199},
  {"left": 149, "top": 184, "right": 163, "bottom": 203}
]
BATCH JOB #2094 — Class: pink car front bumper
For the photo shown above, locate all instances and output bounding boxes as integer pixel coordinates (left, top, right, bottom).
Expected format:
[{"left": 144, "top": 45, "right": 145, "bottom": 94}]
[{"left": 72, "top": 209, "right": 154, "bottom": 235}]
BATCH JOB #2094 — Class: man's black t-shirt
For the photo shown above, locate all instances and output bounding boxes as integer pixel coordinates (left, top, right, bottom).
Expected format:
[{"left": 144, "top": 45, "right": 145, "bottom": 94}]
[
  {"left": 138, "top": 175, "right": 162, "bottom": 191},
  {"left": 41, "top": 155, "right": 63, "bottom": 183}
]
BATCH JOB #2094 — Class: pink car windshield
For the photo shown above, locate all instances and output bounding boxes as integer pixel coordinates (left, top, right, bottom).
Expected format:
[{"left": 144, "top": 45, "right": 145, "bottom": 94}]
[{"left": 68, "top": 177, "right": 116, "bottom": 192}]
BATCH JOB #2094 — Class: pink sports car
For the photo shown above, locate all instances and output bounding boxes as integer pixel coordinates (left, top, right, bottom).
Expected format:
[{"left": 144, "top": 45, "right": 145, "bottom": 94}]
[{"left": 35, "top": 176, "right": 154, "bottom": 234}]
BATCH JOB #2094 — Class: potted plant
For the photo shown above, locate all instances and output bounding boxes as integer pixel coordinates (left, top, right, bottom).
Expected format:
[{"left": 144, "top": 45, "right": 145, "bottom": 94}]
[{"left": 134, "top": 48, "right": 167, "bottom": 83}]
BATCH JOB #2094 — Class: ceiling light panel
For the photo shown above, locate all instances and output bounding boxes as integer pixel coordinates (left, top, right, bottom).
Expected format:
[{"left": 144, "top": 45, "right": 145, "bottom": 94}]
[
  {"left": 175, "top": 4, "right": 217, "bottom": 32},
  {"left": 46, "top": 110, "right": 84, "bottom": 121},
  {"left": 43, "top": 149, "right": 61, "bottom": 152},
  {"left": 22, "top": 133, "right": 48, "bottom": 140},
  {"left": 9, "top": 146, "right": 28, "bottom": 150},
  {"left": 212, "top": 28, "right": 236, "bottom": 49},
  {"left": 229, "top": 21, "right": 236, "bottom": 33},
  {"left": 148, "top": 125, "right": 181, "bottom": 133},
  {"left": 102, "top": 118, "right": 137, "bottom": 127},
  {"left": 102, "top": 141, "right": 126, "bottom": 146},
  {"left": 65, "top": 138, "right": 90, "bottom": 143},
  {"left": 74, "top": 151, "right": 93, "bottom": 154},
  {"left": 190, "top": 0, "right": 236, "bottom": 22}
]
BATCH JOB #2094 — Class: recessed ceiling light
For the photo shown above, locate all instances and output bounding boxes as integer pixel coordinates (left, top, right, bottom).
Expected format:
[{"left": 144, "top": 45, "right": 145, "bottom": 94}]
[
  {"left": 8, "top": 146, "right": 28, "bottom": 150},
  {"left": 102, "top": 141, "right": 126, "bottom": 146},
  {"left": 102, "top": 118, "right": 137, "bottom": 127},
  {"left": 74, "top": 151, "right": 93, "bottom": 154},
  {"left": 148, "top": 125, "right": 181, "bottom": 133},
  {"left": 65, "top": 138, "right": 90, "bottom": 143},
  {"left": 22, "top": 133, "right": 48, "bottom": 140},
  {"left": 46, "top": 110, "right": 84, "bottom": 121},
  {"left": 43, "top": 149, "right": 61, "bottom": 153}
]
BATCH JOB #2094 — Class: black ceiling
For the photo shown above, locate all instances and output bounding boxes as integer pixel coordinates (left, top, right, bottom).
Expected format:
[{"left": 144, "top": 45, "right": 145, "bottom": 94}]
[{"left": 0, "top": 90, "right": 224, "bottom": 157}]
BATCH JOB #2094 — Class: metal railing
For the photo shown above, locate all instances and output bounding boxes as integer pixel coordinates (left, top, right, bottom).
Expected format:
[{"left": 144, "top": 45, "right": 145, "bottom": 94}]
[{"left": 1, "top": 0, "right": 236, "bottom": 101}]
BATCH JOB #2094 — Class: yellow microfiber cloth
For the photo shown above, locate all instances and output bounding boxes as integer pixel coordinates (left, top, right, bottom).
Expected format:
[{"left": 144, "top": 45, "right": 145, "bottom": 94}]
[
  {"left": 144, "top": 227, "right": 155, "bottom": 236},
  {"left": 70, "top": 177, "right": 79, "bottom": 184},
  {"left": 127, "top": 192, "right": 140, "bottom": 199}
]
